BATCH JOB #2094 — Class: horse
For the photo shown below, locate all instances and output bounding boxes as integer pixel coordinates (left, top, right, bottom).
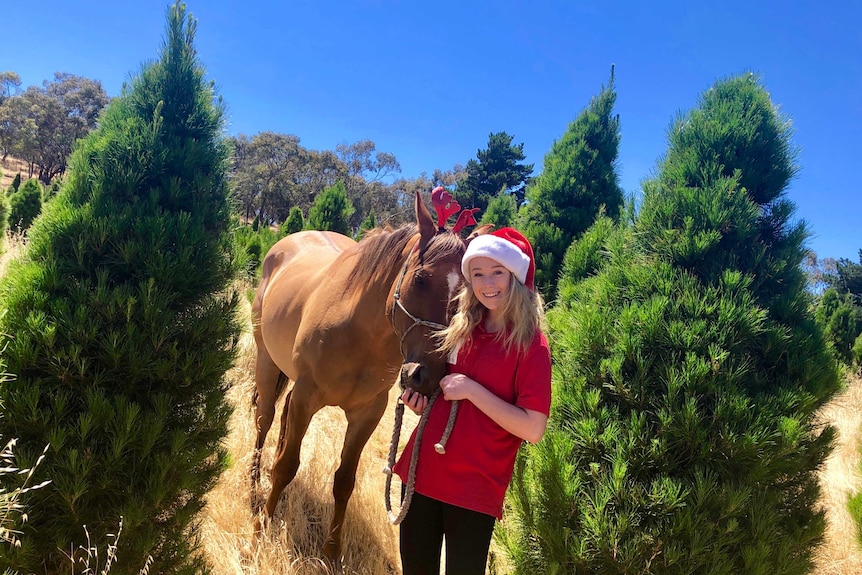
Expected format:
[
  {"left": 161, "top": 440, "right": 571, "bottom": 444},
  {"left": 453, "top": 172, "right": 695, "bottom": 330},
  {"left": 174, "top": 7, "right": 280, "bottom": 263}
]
[{"left": 249, "top": 191, "right": 466, "bottom": 566}]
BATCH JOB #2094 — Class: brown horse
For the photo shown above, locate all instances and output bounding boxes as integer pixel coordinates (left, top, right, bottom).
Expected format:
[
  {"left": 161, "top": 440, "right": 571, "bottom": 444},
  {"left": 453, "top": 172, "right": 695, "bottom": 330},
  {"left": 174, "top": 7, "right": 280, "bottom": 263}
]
[{"left": 250, "top": 191, "right": 465, "bottom": 565}]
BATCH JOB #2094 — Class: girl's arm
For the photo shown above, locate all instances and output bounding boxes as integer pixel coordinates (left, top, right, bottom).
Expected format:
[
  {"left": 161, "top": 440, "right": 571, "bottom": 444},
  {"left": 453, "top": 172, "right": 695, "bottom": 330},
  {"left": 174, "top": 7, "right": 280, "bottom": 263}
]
[{"left": 440, "top": 373, "right": 548, "bottom": 444}]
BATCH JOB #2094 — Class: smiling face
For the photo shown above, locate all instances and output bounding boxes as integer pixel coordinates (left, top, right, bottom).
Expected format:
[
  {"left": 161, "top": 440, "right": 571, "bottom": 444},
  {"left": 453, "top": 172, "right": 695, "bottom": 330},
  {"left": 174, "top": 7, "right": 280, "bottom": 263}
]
[{"left": 467, "top": 255, "right": 512, "bottom": 318}]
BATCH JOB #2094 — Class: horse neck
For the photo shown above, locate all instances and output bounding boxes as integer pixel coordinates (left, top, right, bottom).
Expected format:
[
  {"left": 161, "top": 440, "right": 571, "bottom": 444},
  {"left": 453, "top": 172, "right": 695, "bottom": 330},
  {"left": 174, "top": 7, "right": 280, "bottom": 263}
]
[{"left": 350, "top": 233, "right": 420, "bottom": 343}]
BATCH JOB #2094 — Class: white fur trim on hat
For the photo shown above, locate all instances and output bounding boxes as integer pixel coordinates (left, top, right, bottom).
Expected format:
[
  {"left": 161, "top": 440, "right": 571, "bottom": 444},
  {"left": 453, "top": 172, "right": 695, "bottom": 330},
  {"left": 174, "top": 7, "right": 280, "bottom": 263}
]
[{"left": 461, "top": 234, "right": 531, "bottom": 285}]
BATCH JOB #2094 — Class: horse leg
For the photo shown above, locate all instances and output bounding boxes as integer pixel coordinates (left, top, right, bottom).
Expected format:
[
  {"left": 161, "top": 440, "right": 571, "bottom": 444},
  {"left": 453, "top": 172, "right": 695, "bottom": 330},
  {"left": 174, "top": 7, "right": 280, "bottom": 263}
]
[
  {"left": 275, "top": 388, "right": 293, "bottom": 459},
  {"left": 323, "top": 389, "right": 390, "bottom": 567},
  {"left": 256, "top": 378, "right": 320, "bottom": 530},
  {"left": 251, "top": 341, "right": 283, "bottom": 488}
]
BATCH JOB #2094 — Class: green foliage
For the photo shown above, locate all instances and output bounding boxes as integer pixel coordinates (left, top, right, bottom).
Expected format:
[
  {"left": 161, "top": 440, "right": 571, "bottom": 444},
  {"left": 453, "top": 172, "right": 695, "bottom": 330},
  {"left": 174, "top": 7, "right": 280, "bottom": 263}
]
[
  {"left": 7, "top": 178, "right": 42, "bottom": 232},
  {"left": 850, "top": 490, "right": 862, "bottom": 548},
  {"left": 356, "top": 209, "right": 376, "bottom": 239},
  {"left": 454, "top": 131, "right": 533, "bottom": 212},
  {"left": 502, "top": 73, "right": 839, "bottom": 575},
  {"left": 1, "top": 336, "right": 51, "bottom": 559},
  {"left": 9, "top": 174, "right": 20, "bottom": 193},
  {"left": 555, "top": 214, "right": 619, "bottom": 307},
  {"left": 480, "top": 192, "right": 517, "bottom": 228},
  {"left": 1, "top": 74, "right": 108, "bottom": 184},
  {"left": 520, "top": 71, "right": 624, "bottom": 300},
  {"left": 0, "top": 3, "right": 240, "bottom": 573},
  {"left": 233, "top": 222, "right": 279, "bottom": 280},
  {"left": 853, "top": 332, "right": 862, "bottom": 367},
  {"left": 306, "top": 181, "right": 354, "bottom": 235},
  {"left": 280, "top": 205, "right": 304, "bottom": 236},
  {"left": 0, "top": 191, "right": 9, "bottom": 238},
  {"left": 814, "top": 249, "right": 862, "bottom": 365},
  {"left": 833, "top": 250, "right": 862, "bottom": 299},
  {"left": 815, "top": 288, "right": 860, "bottom": 364},
  {"left": 44, "top": 178, "right": 62, "bottom": 202}
]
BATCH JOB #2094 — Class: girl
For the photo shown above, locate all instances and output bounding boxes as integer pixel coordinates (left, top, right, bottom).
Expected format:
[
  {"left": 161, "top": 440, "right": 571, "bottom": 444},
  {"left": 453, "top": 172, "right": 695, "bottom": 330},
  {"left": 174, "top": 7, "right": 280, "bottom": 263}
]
[{"left": 394, "top": 227, "right": 552, "bottom": 575}]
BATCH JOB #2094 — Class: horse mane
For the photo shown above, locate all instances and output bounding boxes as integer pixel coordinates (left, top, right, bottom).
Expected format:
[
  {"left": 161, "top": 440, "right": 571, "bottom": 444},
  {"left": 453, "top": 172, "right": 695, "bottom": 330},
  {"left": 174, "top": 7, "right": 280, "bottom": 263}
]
[{"left": 346, "top": 224, "right": 466, "bottom": 291}]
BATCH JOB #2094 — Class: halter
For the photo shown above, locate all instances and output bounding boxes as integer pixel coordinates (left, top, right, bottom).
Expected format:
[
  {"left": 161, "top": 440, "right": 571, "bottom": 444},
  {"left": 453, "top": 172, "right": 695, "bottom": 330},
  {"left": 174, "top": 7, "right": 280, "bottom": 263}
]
[
  {"left": 390, "top": 250, "right": 449, "bottom": 356},
  {"left": 383, "top": 188, "right": 476, "bottom": 524}
]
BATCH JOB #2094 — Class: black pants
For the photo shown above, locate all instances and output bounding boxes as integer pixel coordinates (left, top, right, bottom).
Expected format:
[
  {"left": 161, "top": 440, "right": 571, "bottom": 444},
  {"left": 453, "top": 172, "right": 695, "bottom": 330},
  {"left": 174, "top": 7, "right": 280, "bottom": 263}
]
[{"left": 400, "top": 491, "right": 496, "bottom": 575}]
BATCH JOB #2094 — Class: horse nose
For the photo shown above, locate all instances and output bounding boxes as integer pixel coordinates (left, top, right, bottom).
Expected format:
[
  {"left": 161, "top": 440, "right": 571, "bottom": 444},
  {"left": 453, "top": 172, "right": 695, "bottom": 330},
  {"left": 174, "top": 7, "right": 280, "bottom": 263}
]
[{"left": 400, "top": 362, "right": 423, "bottom": 389}]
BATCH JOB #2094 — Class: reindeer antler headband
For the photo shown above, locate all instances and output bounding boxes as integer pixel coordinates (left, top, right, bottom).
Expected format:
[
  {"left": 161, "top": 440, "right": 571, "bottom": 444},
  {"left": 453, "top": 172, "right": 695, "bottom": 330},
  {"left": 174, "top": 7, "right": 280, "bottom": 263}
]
[{"left": 430, "top": 186, "right": 478, "bottom": 234}]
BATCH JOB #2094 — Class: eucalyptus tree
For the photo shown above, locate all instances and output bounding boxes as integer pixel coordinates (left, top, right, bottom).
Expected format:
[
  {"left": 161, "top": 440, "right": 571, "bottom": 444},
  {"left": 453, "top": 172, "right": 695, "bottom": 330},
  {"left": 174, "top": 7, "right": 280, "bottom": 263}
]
[{"left": 3, "top": 73, "right": 108, "bottom": 183}]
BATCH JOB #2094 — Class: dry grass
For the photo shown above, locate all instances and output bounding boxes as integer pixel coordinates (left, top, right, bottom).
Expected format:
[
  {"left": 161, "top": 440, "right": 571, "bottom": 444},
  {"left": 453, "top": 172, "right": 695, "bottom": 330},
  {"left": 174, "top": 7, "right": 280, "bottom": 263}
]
[
  {"left": 0, "top": 156, "right": 29, "bottom": 189},
  {"left": 0, "top": 230, "right": 26, "bottom": 278},
  {"left": 812, "top": 373, "right": 862, "bottom": 575}
]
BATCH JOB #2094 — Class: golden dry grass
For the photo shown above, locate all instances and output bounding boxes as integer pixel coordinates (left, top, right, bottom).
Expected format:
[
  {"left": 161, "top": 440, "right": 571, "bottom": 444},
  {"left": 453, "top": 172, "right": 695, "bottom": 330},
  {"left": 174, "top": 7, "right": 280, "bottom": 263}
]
[
  {"left": 0, "top": 156, "right": 29, "bottom": 189},
  {"left": 812, "top": 373, "right": 862, "bottom": 575},
  {"left": 0, "top": 231, "right": 26, "bottom": 278}
]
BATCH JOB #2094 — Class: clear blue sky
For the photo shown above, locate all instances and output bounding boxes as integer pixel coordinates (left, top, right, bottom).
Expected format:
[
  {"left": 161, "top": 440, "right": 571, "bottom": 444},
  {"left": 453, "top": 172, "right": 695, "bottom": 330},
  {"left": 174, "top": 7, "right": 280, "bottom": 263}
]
[{"left": 5, "top": 1, "right": 860, "bottom": 261}]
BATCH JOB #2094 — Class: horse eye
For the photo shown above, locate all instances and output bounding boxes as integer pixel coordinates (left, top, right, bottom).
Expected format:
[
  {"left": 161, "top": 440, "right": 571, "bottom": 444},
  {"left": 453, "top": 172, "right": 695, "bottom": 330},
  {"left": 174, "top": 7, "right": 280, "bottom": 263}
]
[{"left": 414, "top": 270, "right": 427, "bottom": 285}]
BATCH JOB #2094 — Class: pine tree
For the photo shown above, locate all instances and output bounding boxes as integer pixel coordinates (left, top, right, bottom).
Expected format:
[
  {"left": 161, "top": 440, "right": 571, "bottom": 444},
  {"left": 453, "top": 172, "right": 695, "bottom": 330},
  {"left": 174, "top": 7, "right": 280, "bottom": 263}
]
[
  {"left": 454, "top": 131, "right": 533, "bottom": 211},
  {"left": 481, "top": 192, "right": 517, "bottom": 228},
  {"left": 520, "top": 70, "right": 624, "bottom": 300},
  {"left": 815, "top": 288, "right": 859, "bottom": 364},
  {"left": 280, "top": 205, "right": 304, "bottom": 235},
  {"left": 0, "top": 189, "right": 9, "bottom": 239},
  {"left": 8, "top": 177, "right": 42, "bottom": 232},
  {"left": 0, "top": 3, "right": 240, "bottom": 573},
  {"left": 356, "top": 209, "right": 376, "bottom": 239},
  {"left": 9, "top": 173, "right": 21, "bottom": 193},
  {"left": 834, "top": 251, "right": 862, "bottom": 298},
  {"left": 306, "top": 181, "right": 354, "bottom": 235},
  {"left": 501, "top": 73, "right": 839, "bottom": 575}
]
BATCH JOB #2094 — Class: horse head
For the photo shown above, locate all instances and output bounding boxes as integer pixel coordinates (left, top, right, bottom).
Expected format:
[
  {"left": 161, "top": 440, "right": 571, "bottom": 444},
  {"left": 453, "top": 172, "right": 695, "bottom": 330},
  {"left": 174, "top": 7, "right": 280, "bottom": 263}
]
[{"left": 389, "top": 191, "right": 466, "bottom": 397}]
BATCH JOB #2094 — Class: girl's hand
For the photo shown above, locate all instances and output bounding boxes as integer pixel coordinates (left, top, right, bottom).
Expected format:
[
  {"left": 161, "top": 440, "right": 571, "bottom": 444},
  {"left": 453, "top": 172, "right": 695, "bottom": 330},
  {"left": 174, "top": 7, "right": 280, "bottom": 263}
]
[
  {"left": 439, "top": 373, "right": 476, "bottom": 402},
  {"left": 400, "top": 388, "right": 428, "bottom": 415}
]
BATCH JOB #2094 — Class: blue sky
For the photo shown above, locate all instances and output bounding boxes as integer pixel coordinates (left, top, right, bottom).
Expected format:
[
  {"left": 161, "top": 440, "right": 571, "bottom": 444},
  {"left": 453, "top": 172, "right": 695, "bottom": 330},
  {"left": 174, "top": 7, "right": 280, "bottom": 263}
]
[{"left": 5, "top": 1, "right": 860, "bottom": 261}]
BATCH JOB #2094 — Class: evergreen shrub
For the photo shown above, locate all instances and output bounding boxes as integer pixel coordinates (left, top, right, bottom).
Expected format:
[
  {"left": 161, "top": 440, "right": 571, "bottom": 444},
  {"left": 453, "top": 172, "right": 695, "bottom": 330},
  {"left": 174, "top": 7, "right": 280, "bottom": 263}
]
[
  {"left": 0, "top": 3, "right": 240, "bottom": 573},
  {"left": 501, "top": 74, "right": 839, "bottom": 575}
]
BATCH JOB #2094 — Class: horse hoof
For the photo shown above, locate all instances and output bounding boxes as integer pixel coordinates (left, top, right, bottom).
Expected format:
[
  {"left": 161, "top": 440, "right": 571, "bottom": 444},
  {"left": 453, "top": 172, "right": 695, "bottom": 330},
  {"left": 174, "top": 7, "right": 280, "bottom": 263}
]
[{"left": 322, "top": 540, "right": 343, "bottom": 573}]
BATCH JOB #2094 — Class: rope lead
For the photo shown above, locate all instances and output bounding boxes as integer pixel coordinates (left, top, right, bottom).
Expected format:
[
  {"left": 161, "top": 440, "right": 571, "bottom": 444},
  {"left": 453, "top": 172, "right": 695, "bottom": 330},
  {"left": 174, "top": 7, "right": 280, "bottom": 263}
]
[{"left": 384, "top": 390, "right": 460, "bottom": 524}]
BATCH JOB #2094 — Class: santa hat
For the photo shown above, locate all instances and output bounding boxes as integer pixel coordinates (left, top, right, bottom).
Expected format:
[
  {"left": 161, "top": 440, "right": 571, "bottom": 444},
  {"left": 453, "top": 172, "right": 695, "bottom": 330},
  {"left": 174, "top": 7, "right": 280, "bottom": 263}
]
[{"left": 461, "top": 227, "right": 536, "bottom": 291}]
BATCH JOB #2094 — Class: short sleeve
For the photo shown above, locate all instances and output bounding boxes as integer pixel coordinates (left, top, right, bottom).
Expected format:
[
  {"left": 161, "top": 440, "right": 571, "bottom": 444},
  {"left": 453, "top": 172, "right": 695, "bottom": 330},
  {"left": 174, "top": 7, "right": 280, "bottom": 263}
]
[{"left": 515, "top": 330, "right": 552, "bottom": 416}]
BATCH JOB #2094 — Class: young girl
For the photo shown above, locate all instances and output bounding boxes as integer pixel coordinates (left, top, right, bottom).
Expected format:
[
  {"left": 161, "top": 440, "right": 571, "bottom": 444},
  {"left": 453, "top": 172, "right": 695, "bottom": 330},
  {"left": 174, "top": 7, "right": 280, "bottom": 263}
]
[{"left": 393, "top": 227, "right": 552, "bottom": 575}]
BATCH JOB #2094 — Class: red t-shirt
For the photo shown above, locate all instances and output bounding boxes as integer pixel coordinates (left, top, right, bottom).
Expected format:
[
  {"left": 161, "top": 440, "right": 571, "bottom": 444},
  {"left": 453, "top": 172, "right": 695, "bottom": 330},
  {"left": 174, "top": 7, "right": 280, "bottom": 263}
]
[{"left": 393, "top": 323, "right": 552, "bottom": 518}]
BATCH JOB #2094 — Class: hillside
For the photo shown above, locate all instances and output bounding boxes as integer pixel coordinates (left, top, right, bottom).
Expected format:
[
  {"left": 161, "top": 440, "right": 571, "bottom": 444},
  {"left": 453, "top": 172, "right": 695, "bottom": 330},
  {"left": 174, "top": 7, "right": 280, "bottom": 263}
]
[{"left": 0, "top": 156, "right": 29, "bottom": 189}]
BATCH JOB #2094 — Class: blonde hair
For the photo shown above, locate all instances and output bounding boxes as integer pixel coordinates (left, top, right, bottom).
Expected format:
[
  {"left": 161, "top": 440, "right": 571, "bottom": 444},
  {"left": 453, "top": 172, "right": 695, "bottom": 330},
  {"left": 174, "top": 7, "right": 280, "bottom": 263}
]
[{"left": 437, "top": 273, "right": 546, "bottom": 357}]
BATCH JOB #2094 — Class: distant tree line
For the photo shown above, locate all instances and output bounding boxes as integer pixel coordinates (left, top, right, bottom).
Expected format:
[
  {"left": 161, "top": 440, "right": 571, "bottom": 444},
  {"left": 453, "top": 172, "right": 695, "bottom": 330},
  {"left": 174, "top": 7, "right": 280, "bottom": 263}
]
[
  {"left": 0, "top": 71, "right": 109, "bottom": 184},
  {"left": 807, "top": 250, "right": 862, "bottom": 365}
]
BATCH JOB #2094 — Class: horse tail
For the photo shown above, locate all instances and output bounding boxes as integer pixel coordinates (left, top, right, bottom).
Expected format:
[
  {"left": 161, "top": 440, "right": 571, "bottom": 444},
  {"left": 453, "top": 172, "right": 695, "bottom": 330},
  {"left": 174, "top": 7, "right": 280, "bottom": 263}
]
[{"left": 251, "top": 371, "right": 290, "bottom": 408}]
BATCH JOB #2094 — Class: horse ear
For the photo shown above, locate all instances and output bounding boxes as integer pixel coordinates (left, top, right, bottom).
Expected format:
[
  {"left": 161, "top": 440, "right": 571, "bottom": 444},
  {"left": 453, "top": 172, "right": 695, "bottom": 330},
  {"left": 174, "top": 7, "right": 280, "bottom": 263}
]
[
  {"left": 415, "top": 190, "right": 436, "bottom": 252},
  {"left": 466, "top": 223, "right": 495, "bottom": 242}
]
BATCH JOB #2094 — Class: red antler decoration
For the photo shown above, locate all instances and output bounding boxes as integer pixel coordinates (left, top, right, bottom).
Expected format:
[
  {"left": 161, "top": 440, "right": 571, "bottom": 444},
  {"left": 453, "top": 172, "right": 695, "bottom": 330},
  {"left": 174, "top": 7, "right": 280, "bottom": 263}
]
[
  {"left": 431, "top": 186, "right": 461, "bottom": 230},
  {"left": 452, "top": 208, "right": 480, "bottom": 234}
]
